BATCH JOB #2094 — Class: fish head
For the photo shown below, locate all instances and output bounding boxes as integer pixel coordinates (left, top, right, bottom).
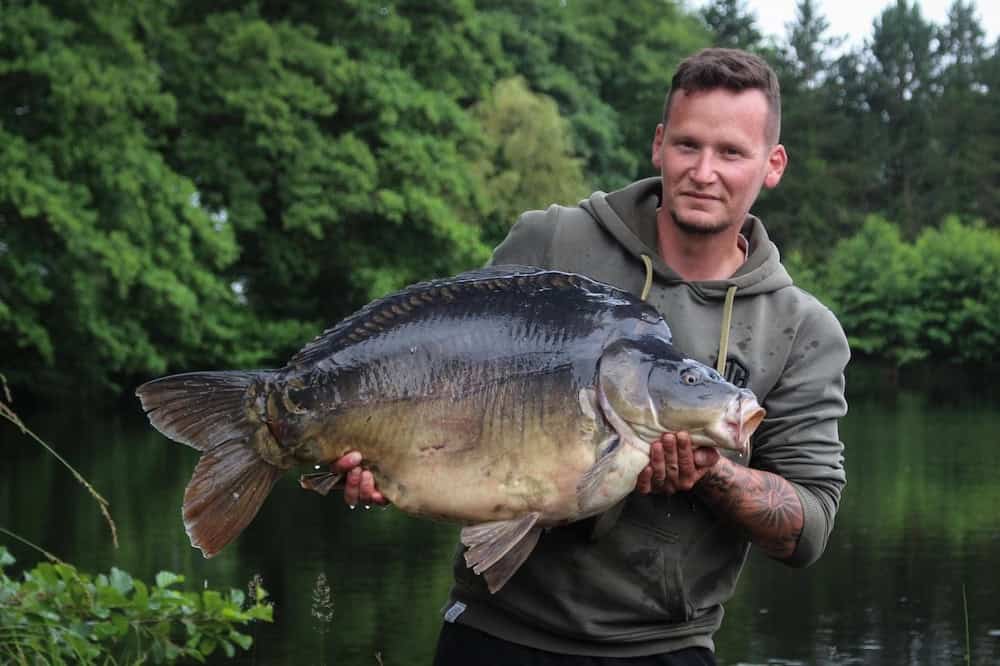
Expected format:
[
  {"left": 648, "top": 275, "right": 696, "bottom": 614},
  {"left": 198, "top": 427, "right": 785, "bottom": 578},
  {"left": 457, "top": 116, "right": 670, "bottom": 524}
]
[{"left": 598, "top": 336, "right": 764, "bottom": 453}]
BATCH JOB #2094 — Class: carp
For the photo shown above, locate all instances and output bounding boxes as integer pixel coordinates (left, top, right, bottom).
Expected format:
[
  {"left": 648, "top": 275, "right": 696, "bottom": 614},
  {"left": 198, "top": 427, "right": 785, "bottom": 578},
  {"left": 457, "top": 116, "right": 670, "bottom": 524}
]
[{"left": 136, "top": 266, "right": 764, "bottom": 593}]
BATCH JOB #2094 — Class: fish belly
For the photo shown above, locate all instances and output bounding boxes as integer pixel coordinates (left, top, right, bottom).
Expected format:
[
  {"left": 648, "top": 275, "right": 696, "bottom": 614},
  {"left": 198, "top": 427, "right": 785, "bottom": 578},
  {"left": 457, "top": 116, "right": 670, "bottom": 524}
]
[{"left": 314, "top": 373, "right": 606, "bottom": 525}]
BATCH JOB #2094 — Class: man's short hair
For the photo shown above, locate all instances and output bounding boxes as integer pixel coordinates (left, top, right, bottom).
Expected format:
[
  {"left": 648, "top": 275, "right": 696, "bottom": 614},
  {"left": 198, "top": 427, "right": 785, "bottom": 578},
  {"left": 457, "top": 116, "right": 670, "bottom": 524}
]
[{"left": 662, "top": 48, "right": 781, "bottom": 145}]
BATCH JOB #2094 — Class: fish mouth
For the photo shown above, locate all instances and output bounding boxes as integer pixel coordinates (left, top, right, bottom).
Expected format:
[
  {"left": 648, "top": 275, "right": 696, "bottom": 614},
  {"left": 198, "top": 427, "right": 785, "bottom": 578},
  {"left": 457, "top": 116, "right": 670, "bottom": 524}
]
[
  {"left": 630, "top": 392, "right": 764, "bottom": 454},
  {"left": 709, "top": 390, "right": 765, "bottom": 453}
]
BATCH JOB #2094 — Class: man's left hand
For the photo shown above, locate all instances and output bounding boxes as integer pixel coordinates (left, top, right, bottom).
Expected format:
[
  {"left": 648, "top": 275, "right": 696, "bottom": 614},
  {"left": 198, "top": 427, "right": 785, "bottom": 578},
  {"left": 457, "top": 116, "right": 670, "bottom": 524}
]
[{"left": 635, "top": 431, "right": 720, "bottom": 495}]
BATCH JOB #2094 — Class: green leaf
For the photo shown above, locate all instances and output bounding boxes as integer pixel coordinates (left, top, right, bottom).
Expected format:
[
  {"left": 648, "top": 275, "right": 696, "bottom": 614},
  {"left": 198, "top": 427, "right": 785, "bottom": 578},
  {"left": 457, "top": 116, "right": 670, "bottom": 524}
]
[{"left": 155, "top": 571, "right": 183, "bottom": 589}]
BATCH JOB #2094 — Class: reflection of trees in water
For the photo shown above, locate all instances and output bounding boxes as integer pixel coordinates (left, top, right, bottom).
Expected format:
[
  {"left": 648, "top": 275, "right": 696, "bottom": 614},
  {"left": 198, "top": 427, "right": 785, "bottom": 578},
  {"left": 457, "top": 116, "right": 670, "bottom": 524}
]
[{"left": 717, "top": 385, "right": 1000, "bottom": 664}]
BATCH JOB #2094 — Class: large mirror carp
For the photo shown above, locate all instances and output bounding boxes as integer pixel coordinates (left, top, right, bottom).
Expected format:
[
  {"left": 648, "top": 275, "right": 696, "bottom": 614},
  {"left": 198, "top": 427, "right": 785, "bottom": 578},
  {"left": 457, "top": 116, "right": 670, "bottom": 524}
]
[{"left": 137, "top": 265, "right": 764, "bottom": 593}]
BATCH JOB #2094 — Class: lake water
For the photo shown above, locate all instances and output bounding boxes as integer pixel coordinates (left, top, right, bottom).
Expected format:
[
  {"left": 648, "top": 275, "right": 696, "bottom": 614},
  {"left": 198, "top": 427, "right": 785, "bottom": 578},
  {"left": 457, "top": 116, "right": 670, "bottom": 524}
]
[{"left": 2, "top": 367, "right": 999, "bottom": 665}]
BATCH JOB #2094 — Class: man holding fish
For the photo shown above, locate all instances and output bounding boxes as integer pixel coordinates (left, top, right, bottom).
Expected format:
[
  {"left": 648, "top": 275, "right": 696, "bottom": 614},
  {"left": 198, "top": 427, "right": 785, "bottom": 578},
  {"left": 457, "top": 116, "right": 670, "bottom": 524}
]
[{"left": 338, "top": 47, "right": 849, "bottom": 665}]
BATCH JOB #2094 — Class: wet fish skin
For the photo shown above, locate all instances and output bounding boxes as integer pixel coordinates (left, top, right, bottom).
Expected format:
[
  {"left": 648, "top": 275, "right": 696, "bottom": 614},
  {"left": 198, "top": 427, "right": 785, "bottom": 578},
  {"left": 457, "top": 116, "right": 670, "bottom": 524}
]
[{"left": 136, "top": 266, "right": 763, "bottom": 592}]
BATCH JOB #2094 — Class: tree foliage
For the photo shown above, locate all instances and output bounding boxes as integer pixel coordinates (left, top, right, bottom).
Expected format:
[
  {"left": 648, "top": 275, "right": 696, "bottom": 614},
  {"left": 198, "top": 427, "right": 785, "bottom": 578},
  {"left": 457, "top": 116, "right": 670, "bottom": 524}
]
[
  {"left": 790, "top": 216, "right": 1000, "bottom": 367},
  {"left": 473, "top": 77, "right": 588, "bottom": 247},
  {"left": 2, "top": 0, "right": 1000, "bottom": 401}
]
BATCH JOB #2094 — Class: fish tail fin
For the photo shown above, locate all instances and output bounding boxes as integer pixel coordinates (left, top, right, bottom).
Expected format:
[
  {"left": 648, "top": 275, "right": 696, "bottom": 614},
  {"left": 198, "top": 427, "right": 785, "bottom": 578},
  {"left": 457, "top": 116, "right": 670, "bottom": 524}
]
[{"left": 136, "top": 371, "right": 282, "bottom": 557}]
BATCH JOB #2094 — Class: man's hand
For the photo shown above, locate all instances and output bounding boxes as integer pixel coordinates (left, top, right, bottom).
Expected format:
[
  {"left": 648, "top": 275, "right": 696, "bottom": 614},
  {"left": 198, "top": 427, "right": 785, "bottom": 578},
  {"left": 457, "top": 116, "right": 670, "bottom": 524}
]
[
  {"left": 634, "top": 431, "right": 804, "bottom": 560},
  {"left": 635, "top": 432, "right": 720, "bottom": 495},
  {"left": 333, "top": 451, "right": 388, "bottom": 507}
]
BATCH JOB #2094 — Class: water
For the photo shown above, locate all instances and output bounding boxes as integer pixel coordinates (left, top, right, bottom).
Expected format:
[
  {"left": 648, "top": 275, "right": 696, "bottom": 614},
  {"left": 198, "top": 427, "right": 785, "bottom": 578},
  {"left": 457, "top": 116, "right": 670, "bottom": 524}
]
[{"left": 2, "top": 372, "right": 999, "bottom": 665}]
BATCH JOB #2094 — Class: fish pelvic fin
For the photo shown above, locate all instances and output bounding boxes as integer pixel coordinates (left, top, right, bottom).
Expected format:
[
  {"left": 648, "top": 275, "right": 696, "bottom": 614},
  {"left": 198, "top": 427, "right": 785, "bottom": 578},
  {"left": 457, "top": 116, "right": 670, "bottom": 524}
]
[
  {"left": 136, "top": 370, "right": 283, "bottom": 557},
  {"left": 461, "top": 513, "right": 542, "bottom": 594}
]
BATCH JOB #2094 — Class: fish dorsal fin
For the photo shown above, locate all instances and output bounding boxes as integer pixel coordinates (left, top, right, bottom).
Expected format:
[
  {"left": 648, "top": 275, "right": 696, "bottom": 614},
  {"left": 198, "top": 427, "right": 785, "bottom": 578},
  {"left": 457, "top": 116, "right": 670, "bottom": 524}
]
[
  {"left": 460, "top": 512, "right": 542, "bottom": 593},
  {"left": 287, "top": 265, "right": 637, "bottom": 368}
]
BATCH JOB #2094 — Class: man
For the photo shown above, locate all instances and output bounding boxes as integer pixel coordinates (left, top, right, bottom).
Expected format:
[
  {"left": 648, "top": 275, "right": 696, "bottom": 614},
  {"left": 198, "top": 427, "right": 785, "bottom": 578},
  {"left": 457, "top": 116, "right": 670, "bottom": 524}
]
[{"left": 337, "top": 48, "right": 849, "bottom": 665}]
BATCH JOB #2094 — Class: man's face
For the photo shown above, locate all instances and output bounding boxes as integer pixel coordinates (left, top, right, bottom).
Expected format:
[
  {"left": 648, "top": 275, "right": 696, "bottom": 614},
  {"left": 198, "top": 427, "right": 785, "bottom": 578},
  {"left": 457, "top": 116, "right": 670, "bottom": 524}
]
[{"left": 651, "top": 88, "right": 787, "bottom": 235}]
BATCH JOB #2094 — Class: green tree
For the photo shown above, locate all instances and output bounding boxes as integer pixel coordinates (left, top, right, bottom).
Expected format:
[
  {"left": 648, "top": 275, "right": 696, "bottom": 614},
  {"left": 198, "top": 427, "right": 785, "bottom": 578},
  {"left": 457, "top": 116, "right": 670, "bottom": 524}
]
[
  {"left": 819, "top": 217, "right": 925, "bottom": 366},
  {"left": 0, "top": 2, "right": 287, "bottom": 397},
  {"left": 473, "top": 77, "right": 588, "bottom": 247},
  {"left": 159, "top": 2, "right": 492, "bottom": 330},
  {"left": 476, "top": 1, "right": 709, "bottom": 187},
  {"left": 860, "top": 0, "right": 938, "bottom": 234},
  {"left": 758, "top": 0, "right": 859, "bottom": 254},
  {"left": 912, "top": 217, "right": 1000, "bottom": 362},
  {"left": 700, "top": 0, "right": 764, "bottom": 50},
  {"left": 924, "top": 1, "right": 996, "bottom": 226}
]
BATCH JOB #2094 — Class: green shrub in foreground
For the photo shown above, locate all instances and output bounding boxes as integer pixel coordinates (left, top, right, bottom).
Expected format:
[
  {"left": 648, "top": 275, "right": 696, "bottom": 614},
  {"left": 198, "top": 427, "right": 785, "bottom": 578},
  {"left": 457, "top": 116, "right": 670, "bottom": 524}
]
[{"left": 0, "top": 547, "right": 273, "bottom": 664}]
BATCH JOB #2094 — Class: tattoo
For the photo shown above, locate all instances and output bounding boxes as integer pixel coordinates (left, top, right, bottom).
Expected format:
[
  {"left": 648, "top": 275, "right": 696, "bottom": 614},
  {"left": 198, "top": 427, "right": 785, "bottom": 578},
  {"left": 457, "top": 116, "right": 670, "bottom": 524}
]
[{"left": 696, "top": 460, "right": 804, "bottom": 559}]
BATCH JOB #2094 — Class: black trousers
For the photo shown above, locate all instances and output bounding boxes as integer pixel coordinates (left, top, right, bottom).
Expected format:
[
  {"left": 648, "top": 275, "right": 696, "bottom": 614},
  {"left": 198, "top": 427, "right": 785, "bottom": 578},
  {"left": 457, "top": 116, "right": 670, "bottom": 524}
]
[{"left": 433, "top": 622, "right": 717, "bottom": 666}]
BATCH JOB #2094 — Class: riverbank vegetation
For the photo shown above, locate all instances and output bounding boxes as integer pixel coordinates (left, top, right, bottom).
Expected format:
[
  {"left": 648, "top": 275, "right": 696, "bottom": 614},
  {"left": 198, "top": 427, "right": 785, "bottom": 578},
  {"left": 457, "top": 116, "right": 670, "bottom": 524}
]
[
  {"left": 0, "top": 547, "right": 273, "bottom": 664},
  {"left": 2, "top": 0, "right": 999, "bottom": 402}
]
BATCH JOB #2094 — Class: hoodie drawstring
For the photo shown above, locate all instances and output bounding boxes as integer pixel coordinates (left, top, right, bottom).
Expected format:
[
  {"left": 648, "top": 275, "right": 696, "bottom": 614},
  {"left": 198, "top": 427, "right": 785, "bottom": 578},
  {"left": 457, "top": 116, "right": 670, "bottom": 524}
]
[
  {"left": 639, "top": 254, "right": 653, "bottom": 302},
  {"left": 640, "top": 252, "right": 736, "bottom": 375},
  {"left": 717, "top": 285, "right": 737, "bottom": 375}
]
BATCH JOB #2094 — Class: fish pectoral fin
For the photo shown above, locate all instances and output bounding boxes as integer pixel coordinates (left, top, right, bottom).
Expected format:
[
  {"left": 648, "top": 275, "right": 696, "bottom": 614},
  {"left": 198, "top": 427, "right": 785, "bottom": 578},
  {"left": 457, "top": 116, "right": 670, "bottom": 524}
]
[
  {"left": 576, "top": 434, "right": 621, "bottom": 510},
  {"left": 298, "top": 471, "right": 342, "bottom": 496},
  {"left": 460, "top": 512, "right": 542, "bottom": 593}
]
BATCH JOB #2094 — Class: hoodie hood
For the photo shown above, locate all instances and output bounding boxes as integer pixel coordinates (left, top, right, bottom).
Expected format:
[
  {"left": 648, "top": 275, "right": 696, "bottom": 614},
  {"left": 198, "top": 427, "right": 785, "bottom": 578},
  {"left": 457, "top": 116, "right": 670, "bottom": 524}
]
[{"left": 580, "top": 177, "right": 793, "bottom": 299}]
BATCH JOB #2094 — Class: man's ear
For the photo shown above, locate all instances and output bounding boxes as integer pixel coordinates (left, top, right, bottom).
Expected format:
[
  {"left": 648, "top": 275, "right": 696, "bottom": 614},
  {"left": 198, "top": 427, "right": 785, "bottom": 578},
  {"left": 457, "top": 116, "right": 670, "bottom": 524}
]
[
  {"left": 651, "top": 123, "right": 665, "bottom": 170},
  {"left": 764, "top": 144, "right": 788, "bottom": 189}
]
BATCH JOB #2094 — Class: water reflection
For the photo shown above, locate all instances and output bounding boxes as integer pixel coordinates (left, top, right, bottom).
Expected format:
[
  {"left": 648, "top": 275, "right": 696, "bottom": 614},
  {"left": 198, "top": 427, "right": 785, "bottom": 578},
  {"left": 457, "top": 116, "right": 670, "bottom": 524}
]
[{"left": 1, "top": 370, "right": 999, "bottom": 664}]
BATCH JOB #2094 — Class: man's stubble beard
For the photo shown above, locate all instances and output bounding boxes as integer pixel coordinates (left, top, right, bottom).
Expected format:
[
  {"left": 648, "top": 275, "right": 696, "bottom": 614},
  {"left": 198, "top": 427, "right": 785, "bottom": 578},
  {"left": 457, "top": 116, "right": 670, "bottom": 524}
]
[{"left": 668, "top": 207, "right": 739, "bottom": 236}]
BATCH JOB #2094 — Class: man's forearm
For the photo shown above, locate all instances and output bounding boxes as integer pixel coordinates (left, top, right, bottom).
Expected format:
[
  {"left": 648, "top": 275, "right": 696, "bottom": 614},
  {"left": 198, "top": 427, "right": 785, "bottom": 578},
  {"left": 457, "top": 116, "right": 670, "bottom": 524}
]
[{"left": 695, "top": 457, "right": 803, "bottom": 559}]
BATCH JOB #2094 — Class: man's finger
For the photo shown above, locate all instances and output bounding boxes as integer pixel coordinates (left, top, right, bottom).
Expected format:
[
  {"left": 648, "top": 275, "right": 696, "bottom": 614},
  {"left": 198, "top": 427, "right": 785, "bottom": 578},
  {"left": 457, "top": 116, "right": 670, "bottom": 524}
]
[
  {"left": 675, "top": 432, "right": 697, "bottom": 490},
  {"left": 344, "top": 467, "right": 362, "bottom": 507},
  {"left": 333, "top": 451, "right": 362, "bottom": 473},
  {"left": 636, "top": 465, "right": 653, "bottom": 494},
  {"left": 360, "top": 470, "right": 378, "bottom": 505}
]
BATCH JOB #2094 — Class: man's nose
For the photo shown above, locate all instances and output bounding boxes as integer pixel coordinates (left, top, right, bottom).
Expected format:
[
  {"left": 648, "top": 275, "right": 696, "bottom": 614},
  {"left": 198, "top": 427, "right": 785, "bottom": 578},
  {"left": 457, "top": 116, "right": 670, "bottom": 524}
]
[{"left": 689, "top": 151, "right": 717, "bottom": 184}]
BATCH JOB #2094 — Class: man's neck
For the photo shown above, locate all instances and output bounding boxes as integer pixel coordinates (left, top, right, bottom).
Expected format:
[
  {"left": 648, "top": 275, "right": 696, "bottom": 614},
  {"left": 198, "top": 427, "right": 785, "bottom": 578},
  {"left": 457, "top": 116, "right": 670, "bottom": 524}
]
[{"left": 656, "top": 211, "right": 747, "bottom": 281}]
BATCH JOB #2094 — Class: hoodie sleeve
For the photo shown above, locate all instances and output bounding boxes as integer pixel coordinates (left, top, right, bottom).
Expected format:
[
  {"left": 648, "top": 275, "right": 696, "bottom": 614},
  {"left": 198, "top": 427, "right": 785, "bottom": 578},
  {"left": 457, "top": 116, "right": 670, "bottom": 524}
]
[{"left": 751, "top": 301, "right": 850, "bottom": 568}]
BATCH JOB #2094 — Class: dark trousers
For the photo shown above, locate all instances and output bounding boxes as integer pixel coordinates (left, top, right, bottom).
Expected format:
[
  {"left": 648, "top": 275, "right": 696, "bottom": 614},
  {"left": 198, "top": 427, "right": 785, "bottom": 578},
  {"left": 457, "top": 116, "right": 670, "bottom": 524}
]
[{"left": 433, "top": 622, "right": 717, "bottom": 666}]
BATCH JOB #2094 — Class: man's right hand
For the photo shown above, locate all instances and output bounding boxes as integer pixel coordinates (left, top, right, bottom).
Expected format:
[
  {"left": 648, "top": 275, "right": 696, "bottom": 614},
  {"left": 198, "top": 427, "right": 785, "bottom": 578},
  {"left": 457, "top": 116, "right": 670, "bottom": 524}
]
[{"left": 333, "top": 451, "right": 389, "bottom": 507}]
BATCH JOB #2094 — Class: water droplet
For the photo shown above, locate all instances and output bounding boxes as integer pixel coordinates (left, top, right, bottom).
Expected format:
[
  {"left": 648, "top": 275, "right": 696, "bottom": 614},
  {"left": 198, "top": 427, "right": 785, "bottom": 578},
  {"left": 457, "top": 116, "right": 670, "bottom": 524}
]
[
  {"left": 364, "top": 504, "right": 371, "bottom": 510},
  {"left": 349, "top": 504, "right": 357, "bottom": 510}
]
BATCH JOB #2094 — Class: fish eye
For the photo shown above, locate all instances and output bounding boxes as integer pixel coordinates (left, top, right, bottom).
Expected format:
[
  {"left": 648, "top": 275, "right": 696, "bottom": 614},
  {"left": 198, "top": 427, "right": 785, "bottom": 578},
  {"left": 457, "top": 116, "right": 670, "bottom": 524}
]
[{"left": 680, "top": 369, "right": 702, "bottom": 385}]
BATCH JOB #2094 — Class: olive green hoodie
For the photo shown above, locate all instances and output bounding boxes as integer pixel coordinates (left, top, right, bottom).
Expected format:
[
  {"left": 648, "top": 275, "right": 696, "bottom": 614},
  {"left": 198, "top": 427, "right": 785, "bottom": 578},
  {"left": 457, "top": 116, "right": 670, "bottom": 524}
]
[{"left": 444, "top": 177, "right": 849, "bottom": 656}]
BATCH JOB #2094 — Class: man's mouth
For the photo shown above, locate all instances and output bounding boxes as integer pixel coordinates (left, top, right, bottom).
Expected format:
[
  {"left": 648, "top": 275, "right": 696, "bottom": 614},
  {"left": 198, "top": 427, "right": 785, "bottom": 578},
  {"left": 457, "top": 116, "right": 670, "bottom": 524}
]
[{"left": 680, "top": 191, "right": 720, "bottom": 201}]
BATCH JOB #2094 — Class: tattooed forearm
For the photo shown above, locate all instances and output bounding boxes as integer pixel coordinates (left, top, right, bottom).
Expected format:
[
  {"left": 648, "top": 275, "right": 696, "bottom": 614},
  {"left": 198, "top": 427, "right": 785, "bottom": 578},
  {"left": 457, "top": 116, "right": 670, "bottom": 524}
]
[{"left": 695, "top": 458, "right": 804, "bottom": 559}]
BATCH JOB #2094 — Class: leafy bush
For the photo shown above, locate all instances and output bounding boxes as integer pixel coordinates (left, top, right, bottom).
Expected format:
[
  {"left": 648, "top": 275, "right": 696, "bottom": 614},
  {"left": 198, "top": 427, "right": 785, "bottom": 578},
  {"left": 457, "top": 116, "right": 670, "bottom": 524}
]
[
  {"left": 818, "top": 216, "right": 925, "bottom": 366},
  {"left": 796, "top": 216, "right": 1000, "bottom": 367},
  {"left": 912, "top": 217, "right": 1000, "bottom": 363},
  {"left": 0, "top": 547, "right": 272, "bottom": 664}
]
